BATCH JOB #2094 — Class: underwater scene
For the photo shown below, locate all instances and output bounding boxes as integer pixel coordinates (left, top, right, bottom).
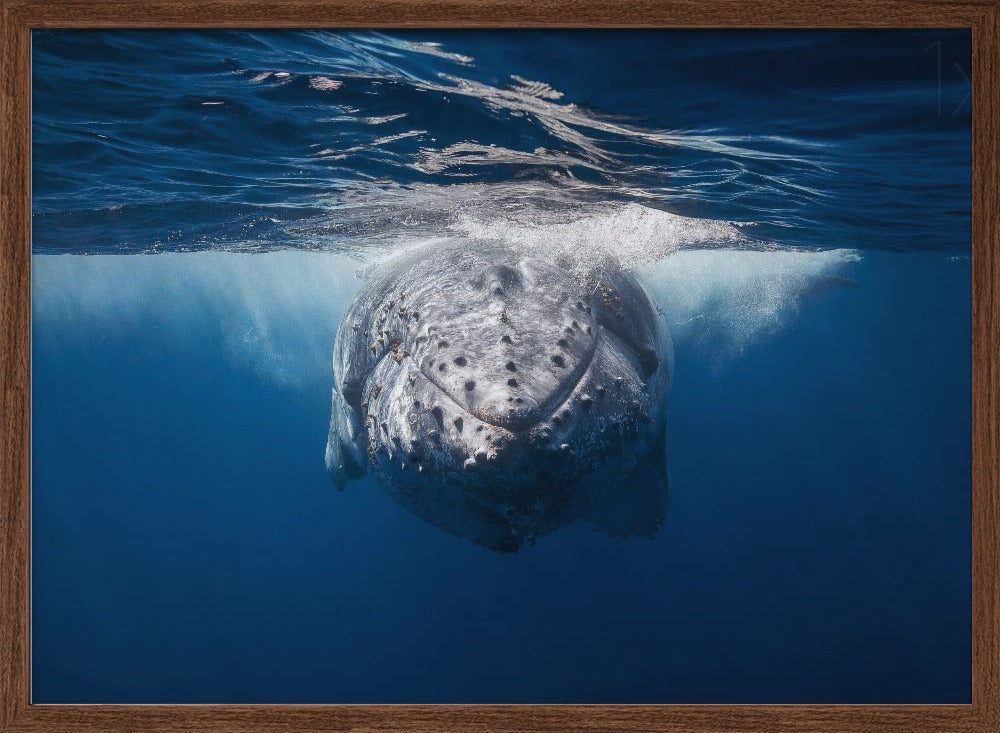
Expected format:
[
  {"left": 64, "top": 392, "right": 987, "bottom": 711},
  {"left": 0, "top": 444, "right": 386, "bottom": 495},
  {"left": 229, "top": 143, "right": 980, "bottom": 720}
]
[{"left": 31, "top": 30, "right": 971, "bottom": 703}]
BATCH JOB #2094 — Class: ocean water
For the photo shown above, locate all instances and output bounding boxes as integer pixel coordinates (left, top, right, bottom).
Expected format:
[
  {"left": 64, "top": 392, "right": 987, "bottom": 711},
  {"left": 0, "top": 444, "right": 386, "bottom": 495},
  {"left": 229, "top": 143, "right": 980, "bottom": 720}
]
[{"left": 31, "top": 30, "right": 971, "bottom": 703}]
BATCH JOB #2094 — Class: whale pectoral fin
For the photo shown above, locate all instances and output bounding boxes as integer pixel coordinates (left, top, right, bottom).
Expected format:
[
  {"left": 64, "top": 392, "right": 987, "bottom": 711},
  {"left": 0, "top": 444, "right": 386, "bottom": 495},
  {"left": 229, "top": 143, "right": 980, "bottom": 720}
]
[
  {"left": 325, "top": 388, "right": 367, "bottom": 491},
  {"left": 581, "top": 433, "right": 669, "bottom": 539},
  {"left": 325, "top": 433, "right": 366, "bottom": 491}
]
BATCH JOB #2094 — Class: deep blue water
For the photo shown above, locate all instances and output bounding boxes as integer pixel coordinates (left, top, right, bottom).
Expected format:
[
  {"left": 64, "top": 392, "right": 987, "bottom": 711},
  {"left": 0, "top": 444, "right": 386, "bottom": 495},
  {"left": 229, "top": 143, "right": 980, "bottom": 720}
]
[{"left": 31, "top": 30, "right": 971, "bottom": 703}]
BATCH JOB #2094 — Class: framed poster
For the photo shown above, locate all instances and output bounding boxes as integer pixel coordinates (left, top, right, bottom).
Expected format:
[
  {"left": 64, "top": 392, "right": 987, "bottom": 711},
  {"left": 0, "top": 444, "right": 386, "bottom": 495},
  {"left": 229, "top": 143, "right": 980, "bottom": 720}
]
[{"left": 2, "top": 1, "right": 997, "bottom": 732}]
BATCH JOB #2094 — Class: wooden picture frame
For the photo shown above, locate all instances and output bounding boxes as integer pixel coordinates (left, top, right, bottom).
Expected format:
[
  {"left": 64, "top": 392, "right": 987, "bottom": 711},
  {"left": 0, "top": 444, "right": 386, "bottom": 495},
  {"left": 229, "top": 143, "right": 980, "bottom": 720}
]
[{"left": 2, "top": 1, "right": 997, "bottom": 731}]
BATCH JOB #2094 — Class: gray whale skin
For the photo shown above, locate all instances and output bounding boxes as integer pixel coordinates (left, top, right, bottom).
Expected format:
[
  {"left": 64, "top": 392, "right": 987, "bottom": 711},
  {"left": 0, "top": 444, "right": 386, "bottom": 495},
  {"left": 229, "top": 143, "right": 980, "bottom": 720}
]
[{"left": 326, "top": 240, "right": 673, "bottom": 552}]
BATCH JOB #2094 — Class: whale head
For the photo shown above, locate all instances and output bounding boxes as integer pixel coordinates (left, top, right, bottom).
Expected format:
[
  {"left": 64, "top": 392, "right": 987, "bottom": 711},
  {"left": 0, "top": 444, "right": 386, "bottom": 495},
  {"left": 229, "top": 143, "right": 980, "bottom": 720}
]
[{"left": 327, "top": 241, "right": 672, "bottom": 551}]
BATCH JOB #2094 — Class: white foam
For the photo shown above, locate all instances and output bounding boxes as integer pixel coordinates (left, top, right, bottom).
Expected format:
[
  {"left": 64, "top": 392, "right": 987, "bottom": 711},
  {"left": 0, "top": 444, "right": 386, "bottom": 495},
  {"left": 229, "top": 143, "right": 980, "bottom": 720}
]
[
  {"left": 455, "top": 202, "right": 746, "bottom": 274},
  {"left": 32, "top": 252, "right": 363, "bottom": 389},
  {"left": 32, "top": 240, "right": 860, "bottom": 388},
  {"left": 304, "top": 183, "right": 752, "bottom": 269},
  {"left": 641, "top": 248, "right": 861, "bottom": 363}
]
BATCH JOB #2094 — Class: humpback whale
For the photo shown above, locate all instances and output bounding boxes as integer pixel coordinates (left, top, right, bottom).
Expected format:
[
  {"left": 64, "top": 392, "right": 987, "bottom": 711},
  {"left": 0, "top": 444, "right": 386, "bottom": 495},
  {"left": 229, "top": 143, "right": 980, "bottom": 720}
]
[{"left": 326, "top": 240, "right": 672, "bottom": 552}]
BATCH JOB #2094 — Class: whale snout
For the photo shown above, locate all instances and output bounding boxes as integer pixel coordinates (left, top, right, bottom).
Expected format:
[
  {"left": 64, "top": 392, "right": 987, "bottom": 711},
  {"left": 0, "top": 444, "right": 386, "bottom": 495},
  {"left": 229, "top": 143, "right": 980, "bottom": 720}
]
[{"left": 354, "top": 254, "right": 671, "bottom": 490}]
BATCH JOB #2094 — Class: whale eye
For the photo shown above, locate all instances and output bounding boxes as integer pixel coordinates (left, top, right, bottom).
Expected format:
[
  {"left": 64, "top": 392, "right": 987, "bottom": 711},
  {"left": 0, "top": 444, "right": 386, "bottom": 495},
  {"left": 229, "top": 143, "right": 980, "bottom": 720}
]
[{"left": 551, "top": 355, "right": 566, "bottom": 368}]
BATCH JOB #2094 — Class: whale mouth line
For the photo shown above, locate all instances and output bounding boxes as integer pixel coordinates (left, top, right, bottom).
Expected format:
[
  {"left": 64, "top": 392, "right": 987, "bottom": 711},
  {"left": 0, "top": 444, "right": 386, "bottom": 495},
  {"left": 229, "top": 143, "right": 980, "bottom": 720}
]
[{"left": 414, "top": 325, "right": 602, "bottom": 431}]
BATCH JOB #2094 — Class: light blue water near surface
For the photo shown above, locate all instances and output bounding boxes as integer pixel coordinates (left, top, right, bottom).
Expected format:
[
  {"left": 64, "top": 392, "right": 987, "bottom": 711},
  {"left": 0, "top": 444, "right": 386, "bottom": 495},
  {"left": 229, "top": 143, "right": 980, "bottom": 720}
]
[{"left": 31, "top": 30, "right": 971, "bottom": 703}]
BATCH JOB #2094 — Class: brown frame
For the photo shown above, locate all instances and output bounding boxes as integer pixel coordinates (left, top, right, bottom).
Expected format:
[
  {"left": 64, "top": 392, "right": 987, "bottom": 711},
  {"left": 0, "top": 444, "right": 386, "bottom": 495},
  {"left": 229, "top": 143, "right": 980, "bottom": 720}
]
[{"left": 2, "top": 1, "right": 997, "bottom": 731}]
